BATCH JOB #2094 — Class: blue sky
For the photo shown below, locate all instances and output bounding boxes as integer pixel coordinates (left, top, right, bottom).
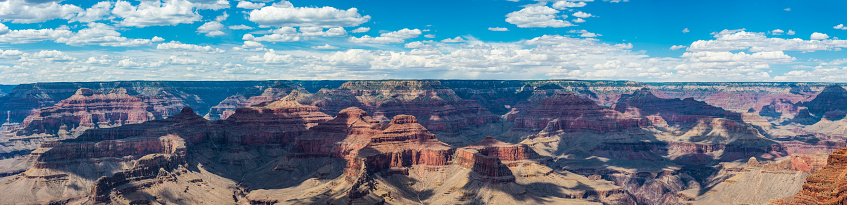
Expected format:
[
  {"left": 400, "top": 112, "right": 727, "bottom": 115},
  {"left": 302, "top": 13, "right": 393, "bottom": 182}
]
[{"left": 0, "top": 0, "right": 846, "bottom": 84}]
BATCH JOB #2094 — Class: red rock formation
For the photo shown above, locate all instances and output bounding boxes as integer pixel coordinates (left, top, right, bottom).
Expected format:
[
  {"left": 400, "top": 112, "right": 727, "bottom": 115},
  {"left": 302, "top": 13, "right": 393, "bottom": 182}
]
[
  {"left": 359, "top": 115, "right": 455, "bottom": 170},
  {"left": 773, "top": 147, "right": 847, "bottom": 204},
  {"left": 224, "top": 97, "right": 332, "bottom": 145},
  {"left": 455, "top": 137, "right": 544, "bottom": 182},
  {"left": 18, "top": 88, "right": 155, "bottom": 136},
  {"left": 206, "top": 87, "right": 295, "bottom": 120},
  {"left": 803, "top": 84, "right": 847, "bottom": 121},
  {"left": 505, "top": 91, "right": 649, "bottom": 132},
  {"left": 292, "top": 107, "right": 380, "bottom": 156},
  {"left": 615, "top": 88, "right": 742, "bottom": 127},
  {"left": 292, "top": 81, "right": 501, "bottom": 139}
]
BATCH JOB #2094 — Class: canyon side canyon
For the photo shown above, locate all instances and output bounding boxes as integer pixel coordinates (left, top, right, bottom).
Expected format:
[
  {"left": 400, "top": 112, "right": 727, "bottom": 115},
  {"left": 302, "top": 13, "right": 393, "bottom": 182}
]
[{"left": 1, "top": 80, "right": 847, "bottom": 204}]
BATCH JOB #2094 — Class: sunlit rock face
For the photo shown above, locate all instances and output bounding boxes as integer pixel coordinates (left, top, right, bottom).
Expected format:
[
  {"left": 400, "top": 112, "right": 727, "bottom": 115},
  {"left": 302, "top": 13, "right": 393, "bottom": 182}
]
[
  {"left": 3, "top": 80, "right": 847, "bottom": 205},
  {"left": 773, "top": 147, "right": 847, "bottom": 204},
  {"left": 18, "top": 88, "right": 155, "bottom": 136}
]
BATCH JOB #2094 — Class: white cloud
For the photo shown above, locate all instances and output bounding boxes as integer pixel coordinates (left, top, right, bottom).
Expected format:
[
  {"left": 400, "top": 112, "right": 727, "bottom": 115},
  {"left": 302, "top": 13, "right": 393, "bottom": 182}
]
[
  {"left": 770, "top": 29, "right": 784, "bottom": 35},
  {"left": 682, "top": 28, "right": 690, "bottom": 33},
  {"left": 811, "top": 32, "right": 829, "bottom": 40},
  {"left": 787, "top": 30, "right": 795, "bottom": 35},
  {"left": 0, "top": 0, "right": 83, "bottom": 23},
  {"left": 351, "top": 27, "right": 370, "bottom": 33},
  {"left": 0, "top": 27, "right": 73, "bottom": 44},
  {"left": 441, "top": 36, "right": 465, "bottom": 43},
  {"left": 236, "top": 1, "right": 264, "bottom": 9},
  {"left": 551, "top": 1, "right": 587, "bottom": 9},
  {"left": 70, "top": 1, "right": 114, "bottom": 23},
  {"left": 424, "top": 34, "right": 435, "bottom": 38},
  {"left": 157, "top": 41, "right": 225, "bottom": 53},
  {"left": 312, "top": 44, "right": 339, "bottom": 49},
  {"left": 248, "top": 2, "right": 370, "bottom": 27},
  {"left": 55, "top": 23, "right": 156, "bottom": 47},
  {"left": 197, "top": 21, "right": 225, "bottom": 37},
  {"left": 348, "top": 28, "right": 421, "bottom": 44},
  {"left": 0, "top": 23, "right": 8, "bottom": 34},
  {"left": 215, "top": 12, "right": 228, "bottom": 22},
  {"left": 299, "top": 27, "right": 347, "bottom": 37},
  {"left": 244, "top": 27, "right": 347, "bottom": 42},
  {"left": 152, "top": 36, "right": 165, "bottom": 42},
  {"left": 23, "top": 50, "right": 76, "bottom": 62},
  {"left": 836, "top": 24, "right": 847, "bottom": 30},
  {"left": 670, "top": 45, "right": 687, "bottom": 50},
  {"left": 784, "top": 8, "right": 791, "bottom": 11},
  {"left": 572, "top": 11, "right": 593, "bottom": 18},
  {"left": 229, "top": 25, "right": 253, "bottom": 30},
  {"left": 569, "top": 29, "right": 600, "bottom": 37},
  {"left": 572, "top": 18, "right": 585, "bottom": 23},
  {"left": 686, "top": 29, "right": 847, "bottom": 53},
  {"left": 112, "top": 0, "right": 203, "bottom": 27},
  {"left": 488, "top": 27, "right": 509, "bottom": 31},
  {"left": 506, "top": 6, "right": 573, "bottom": 28}
]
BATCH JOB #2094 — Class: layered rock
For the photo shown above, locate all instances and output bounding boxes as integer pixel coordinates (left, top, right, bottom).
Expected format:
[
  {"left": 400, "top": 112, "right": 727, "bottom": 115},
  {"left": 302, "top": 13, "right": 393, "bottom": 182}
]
[
  {"left": 223, "top": 97, "right": 332, "bottom": 145},
  {"left": 205, "top": 87, "right": 297, "bottom": 120},
  {"left": 615, "top": 88, "right": 742, "bottom": 127},
  {"left": 773, "top": 147, "right": 847, "bottom": 204},
  {"left": 290, "top": 80, "right": 501, "bottom": 145},
  {"left": 17, "top": 88, "right": 155, "bottom": 136},
  {"left": 803, "top": 84, "right": 847, "bottom": 121},
  {"left": 455, "top": 136, "right": 544, "bottom": 182},
  {"left": 505, "top": 91, "right": 649, "bottom": 135}
]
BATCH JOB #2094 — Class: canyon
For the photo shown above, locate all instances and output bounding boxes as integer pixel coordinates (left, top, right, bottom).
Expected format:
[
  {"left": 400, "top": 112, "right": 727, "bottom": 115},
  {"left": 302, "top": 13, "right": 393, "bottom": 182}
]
[{"left": 0, "top": 80, "right": 844, "bottom": 204}]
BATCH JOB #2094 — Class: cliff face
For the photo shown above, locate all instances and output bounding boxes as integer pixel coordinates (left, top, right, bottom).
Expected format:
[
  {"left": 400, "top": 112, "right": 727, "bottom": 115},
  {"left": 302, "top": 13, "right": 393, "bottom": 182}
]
[
  {"left": 803, "top": 85, "right": 847, "bottom": 121},
  {"left": 615, "top": 88, "right": 743, "bottom": 127},
  {"left": 288, "top": 80, "right": 502, "bottom": 145},
  {"left": 505, "top": 91, "right": 649, "bottom": 132},
  {"left": 774, "top": 147, "right": 847, "bottom": 205},
  {"left": 17, "top": 88, "right": 154, "bottom": 136},
  {"left": 223, "top": 96, "right": 332, "bottom": 145}
]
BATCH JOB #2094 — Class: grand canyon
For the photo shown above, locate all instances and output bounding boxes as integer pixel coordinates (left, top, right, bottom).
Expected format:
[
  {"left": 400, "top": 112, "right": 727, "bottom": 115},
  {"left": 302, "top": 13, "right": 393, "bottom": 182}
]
[{"left": 0, "top": 80, "right": 844, "bottom": 204}]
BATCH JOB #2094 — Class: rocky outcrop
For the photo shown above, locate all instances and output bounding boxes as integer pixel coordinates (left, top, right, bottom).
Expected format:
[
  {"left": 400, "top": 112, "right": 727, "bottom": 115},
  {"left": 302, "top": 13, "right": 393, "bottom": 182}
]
[
  {"left": 17, "top": 88, "right": 155, "bottom": 136},
  {"left": 223, "top": 97, "right": 332, "bottom": 145},
  {"left": 615, "top": 88, "right": 742, "bottom": 127},
  {"left": 773, "top": 147, "right": 847, "bottom": 204},
  {"left": 803, "top": 85, "right": 847, "bottom": 121},
  {"left": 206, "top": 87, "right": 297, "bottom": 120},
  {"left": 455, "top": 136, "right": 544, "bottom": 182},
  {"left": 290, "top": 80, "right": 501, "bottom": 145},
  {"left": 505, "top": 91, "right": 649, "bottom": 132},
  {"left": 292, "top": 107, "right": 380, "bottom": 156}
]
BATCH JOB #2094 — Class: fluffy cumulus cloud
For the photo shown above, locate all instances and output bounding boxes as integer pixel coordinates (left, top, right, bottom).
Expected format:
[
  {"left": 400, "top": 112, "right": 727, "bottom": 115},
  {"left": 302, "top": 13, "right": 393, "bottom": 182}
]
[
  {"left": 835, "top": 24, "right": 847, "bottom": 30},
  {"left": 236, "top": 1, "right": 265, "bottom": 9},
  {"left": 245, "top": 26, "right": 348, "bottom": 42},
  {"left": 248, "top": 1, "right": 370, "bottom": 28},
  {"left": 488, "top": 27, "right": 509, "bottom": 31},
  {"left": 670, "top": 45, "right": 687, "bottom": 50},
  {"left": 312, "top": 44, "right": 339, "bottom": 49},
  {"left": 0, "top": 0, "right": 83, "bottom": 23},
  {"left": 112, "top": 0, "right": 203, "bottom": 27},
  {"left": 157, "top": 41, "right": 225, "bottom": 53},
  {"left": 441, "top": 36, "right": 465, "bottom": 43},
  {"left": 351, "top": 27, "right": 370, "bottom": 33},
  {"left": 197, "top": 21, "right": 225, "bottom": 36},
  {"left": 572, "top": 11, "right": 593, "bottom": 18},
  {"left": 0, "top": 23, "right": 157, "bottom": 46},
  {"left": 551, "top": 1, "right": 587, "bottom": 9},
  {"left": 811, "top": 32, "right": 829, "bottom": 40},
  {"left": 770, "top": 29, "right": 784, "bottom": 35},
  {"left": 506, "top": 6, "right": 573, "bottom": 28},
  {"left": 348, "top": 28, "right": 421, "bottom": 44},
  {"left": 686, "top": 29, "right": 847, "bottom": 52},
  {"left": 569, "top": 29, "right": 600, "bottom": 37}
]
